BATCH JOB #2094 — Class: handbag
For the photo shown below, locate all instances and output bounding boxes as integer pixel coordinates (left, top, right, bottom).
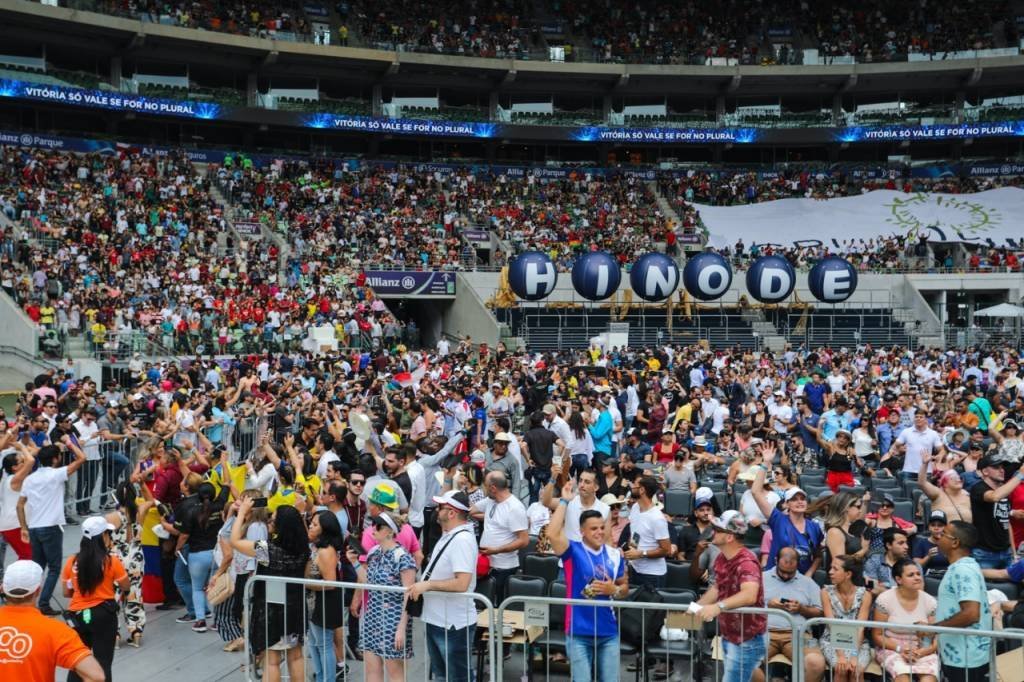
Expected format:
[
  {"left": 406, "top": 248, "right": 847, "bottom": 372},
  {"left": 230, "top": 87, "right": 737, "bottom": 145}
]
[
  {"left": 206, "top": 571, "right": 234, "bottom": 606},
  {"left": 406, "top": 529, "right": 469, "bottom": 618}
]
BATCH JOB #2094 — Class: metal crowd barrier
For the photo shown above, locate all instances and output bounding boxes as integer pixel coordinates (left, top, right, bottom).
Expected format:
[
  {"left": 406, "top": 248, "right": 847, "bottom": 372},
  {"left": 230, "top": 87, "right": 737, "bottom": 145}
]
[
  {"left": 243, "top": 575, "right": 497, "bottom": 682},
  {"left": 65, "top": 437, "right": 139, "bottom": 513},
  {"left": 495, "top": 595, "right": 796, "bottom": 682},
  {"left": 799, "top": 616, "right": 1024, "bottom": 682}
]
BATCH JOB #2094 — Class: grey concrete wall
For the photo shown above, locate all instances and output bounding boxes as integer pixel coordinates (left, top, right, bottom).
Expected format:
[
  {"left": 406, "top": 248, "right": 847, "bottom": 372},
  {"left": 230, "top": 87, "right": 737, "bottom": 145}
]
[
  {"left": 442, "top": 273, "right": 502, "bottom": 345},
  {"left": 0, "top": 291, "right": 40, "bottom": 354}
]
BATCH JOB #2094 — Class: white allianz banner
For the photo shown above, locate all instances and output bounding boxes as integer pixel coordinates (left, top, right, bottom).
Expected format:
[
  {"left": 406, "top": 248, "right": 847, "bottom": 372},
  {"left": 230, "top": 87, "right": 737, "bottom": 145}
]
[{"left": 700, "top": 187, "right": 1024, "bottom": 249}]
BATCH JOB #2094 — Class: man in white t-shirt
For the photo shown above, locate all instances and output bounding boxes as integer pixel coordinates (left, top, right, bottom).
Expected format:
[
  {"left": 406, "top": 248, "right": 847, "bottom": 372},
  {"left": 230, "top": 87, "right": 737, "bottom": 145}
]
[
  {"left": 550, "top": 469, "right": 609, "bottom": 543},
  {"left": 408, "top": 490, "right": 478, "bottom": 682},
  {"left": 72, "top": 408, "right": 102, "bottom": 516},
  {"left": 895, "top": 411, "right": 945, "bottom": 481},
  {"left": 473, "top": 470, "right": 529, "bottom": 607},
  {"left": 17, "top": 439, "right": 87, "bottom": 615},
  {"left": 623, "top": 475, "right": 672, "bottom": 588}
]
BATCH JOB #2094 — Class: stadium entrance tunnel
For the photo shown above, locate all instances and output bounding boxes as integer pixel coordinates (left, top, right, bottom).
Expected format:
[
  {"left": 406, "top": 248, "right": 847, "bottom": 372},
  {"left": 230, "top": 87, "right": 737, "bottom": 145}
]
[{"left": 383, "top": 297, "right": 450, "bottom": 348}]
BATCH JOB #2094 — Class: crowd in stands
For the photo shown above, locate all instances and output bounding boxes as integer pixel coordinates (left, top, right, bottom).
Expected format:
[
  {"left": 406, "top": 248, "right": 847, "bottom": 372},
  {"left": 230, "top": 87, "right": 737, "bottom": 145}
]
[
  {"left": 3, "top": 146, "right": 1024, "bottom": 360},
  {"left": 808, "top": 0, "right": 1011, "bottom": 62},
  {"left": 54, "top": 0, "right": 1019, "bottom": 63},
  {"left": 4, "top": 339, "right": 1024, "bottom": 679},
  {"left": 352, "top": 0, "right": 535, "bottom": 57},
  {"left": 465, "top": 171, "right": 674, "bottom": 270},
  {"left": 94, "top": 0, "right": 313, "bottom": 39},
  {"left": 0, "top": 147, "right": 415, "bottom": 357}
]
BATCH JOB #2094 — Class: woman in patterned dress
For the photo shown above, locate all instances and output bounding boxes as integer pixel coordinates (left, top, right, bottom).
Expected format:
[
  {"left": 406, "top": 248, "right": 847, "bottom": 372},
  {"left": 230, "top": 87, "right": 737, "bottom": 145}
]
[
  {"left": 820, "top": 555, "right": 874, "bottom": 682},
  {"left": 105, "top": 480, "right": 153, "bottom": 648},
  {"left": 355, "top": 511, "right": 416, "bottom": 681}
]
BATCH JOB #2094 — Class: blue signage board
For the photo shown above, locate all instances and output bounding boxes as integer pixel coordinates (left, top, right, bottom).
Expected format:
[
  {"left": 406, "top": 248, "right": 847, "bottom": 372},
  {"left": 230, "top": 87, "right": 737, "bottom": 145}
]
[{"left": 363, "top": 271, "right": 456, "bottom": 297}]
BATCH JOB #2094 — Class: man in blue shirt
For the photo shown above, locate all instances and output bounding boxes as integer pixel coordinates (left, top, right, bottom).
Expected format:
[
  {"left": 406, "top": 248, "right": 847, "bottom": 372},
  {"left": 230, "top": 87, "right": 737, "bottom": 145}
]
[
  {"left": 818, "top": 399, "right": 852, "bottom": 443},
  {"left": 935, "top": 520, "right": 992, "bottom": 682},
  {"left": 876, "top": 410, "right": 904, "bottom": 457},
  {"left": 801, "top": 371, "right": 830, "bottom": 414},
  {"left": 547, "top": 479, "right": 628, "bottom": 682}
]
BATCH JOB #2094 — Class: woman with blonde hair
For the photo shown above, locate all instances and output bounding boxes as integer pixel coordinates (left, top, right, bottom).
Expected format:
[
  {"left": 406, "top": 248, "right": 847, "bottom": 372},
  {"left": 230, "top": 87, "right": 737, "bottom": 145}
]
[
  {"left": 824, "top": 492, "right": 870, "bottom": 568},
  {"left": 353, "top": 510, "right": 416, "bottom": 681}
]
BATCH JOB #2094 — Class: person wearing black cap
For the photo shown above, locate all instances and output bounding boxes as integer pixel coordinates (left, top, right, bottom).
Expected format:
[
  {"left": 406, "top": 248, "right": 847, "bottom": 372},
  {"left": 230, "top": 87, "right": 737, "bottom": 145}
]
[
  {"left": 969, "top": 454, "right": 1024, "bottom": 569},
  {"left": 912, "top": 510, "right": 951, "bottom": 577}
]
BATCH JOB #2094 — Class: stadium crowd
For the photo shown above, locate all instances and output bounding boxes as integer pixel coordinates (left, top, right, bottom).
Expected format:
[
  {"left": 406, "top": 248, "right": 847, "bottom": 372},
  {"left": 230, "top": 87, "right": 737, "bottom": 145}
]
[
  {"left": 2, "top": 146, "right": 1023, "bottom": 359},
  {"left": 0, "top": 147, "right": 417, "bottom": 357},
  {"left": 64, "top": 0, "right": 1019, "bottom": 63},
  {"left": 92, "top": 0, "right": 314, "bottom": 39},
  {"left": 3, "top": 339, "right": 1024, "bottom": 680}
]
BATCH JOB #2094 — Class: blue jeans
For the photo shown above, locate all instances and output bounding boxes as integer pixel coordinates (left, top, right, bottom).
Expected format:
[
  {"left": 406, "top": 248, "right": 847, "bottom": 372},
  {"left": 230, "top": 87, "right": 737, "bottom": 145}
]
[
  {"left": 100, "top": 447, "right": 130, "bottom": 494},
  {"left": 425, "top": 622, "right": 474, "bottom": 682},
  {"left": 174, "top": 549, "right": 195, "bottom": 618},
  {"left": 529, "top": 467, "right": 551, "bottom": 505},
  {"left": 722, "top": 635, "right": 766, "bottom": 682},
  {"left": 972, "top": 546, "right": 1013, "bottom": 570},
  {"left": 566, "top": 633, "right": 619, "bottom": 682},
  {"left": 307, "top": 622, "right": 336, "bottom": 682},
  {"left": 29, "top": 526, "right": 63, "bottom": 608},
  {"left": 187, "top": 549, "right": 214, "bottom": 621}
]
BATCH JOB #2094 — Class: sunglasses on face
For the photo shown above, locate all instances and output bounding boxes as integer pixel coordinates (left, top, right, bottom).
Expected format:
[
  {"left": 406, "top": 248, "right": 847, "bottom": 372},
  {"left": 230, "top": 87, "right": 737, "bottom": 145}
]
[{"left": 349, "top": 479, "right": 365, "bottom": 486}]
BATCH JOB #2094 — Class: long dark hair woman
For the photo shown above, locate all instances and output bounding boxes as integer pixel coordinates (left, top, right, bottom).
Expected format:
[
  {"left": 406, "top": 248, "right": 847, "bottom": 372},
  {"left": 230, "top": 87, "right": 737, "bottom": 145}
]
[
  {"left": 61, "top": 515, "right": 130, "bottom": 682},
  {"left": 173, "top": 478, "right": 228, "bottom": 633},
  {"left": 306, "top": 510, "right": 345, "bottom": 682},
  {"left": 230, "top": 497, "right": 310, "bottom": 682}
]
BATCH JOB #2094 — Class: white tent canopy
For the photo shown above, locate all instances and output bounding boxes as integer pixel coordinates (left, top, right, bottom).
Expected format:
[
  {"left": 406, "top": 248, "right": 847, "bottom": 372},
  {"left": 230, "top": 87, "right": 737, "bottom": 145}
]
[{"left": 973, "top": 303, "right": 1024, "bottom": 318}]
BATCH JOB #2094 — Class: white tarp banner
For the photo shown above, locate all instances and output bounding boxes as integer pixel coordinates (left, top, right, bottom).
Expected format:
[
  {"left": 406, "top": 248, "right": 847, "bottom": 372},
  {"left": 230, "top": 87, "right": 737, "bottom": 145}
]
[{"left": 700, "top": 187, "right": 1024, "bottom": 249}]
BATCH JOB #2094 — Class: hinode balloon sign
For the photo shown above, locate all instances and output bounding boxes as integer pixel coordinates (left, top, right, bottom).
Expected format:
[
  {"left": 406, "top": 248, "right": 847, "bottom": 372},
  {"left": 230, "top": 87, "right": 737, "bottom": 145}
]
[
  {"left": 505, "top": 250, "right": 856, "bottom": 304},
  {"left": 508, "top": 251, "right": 558, "bottom": 301},
  {"left": 683, "top": 252, "right": 733, "bottom": 301},
  {"left": 571, "top": 251, "right": 621, "bottom": 301},
  {"left": 809, "top": 257, "right": 858, "bottom": 303},
  {"left": 745, "top": 255, "right": 795, "bottom": 304},
  {"left": 629, "top": 253, "right": 680, "bottom": 302}
]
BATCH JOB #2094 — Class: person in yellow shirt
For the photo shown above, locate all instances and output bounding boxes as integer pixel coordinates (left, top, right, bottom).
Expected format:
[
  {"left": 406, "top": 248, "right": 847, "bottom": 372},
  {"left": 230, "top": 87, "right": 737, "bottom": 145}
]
[
  {"left": 39, "top": 303, "right": 56, "bottom": 327},
  {"left": 646, "top": 355, "right": 661, "bottom": 372},
  {"left": 90, "top": 321, "right": 107, "bottom": 348}
]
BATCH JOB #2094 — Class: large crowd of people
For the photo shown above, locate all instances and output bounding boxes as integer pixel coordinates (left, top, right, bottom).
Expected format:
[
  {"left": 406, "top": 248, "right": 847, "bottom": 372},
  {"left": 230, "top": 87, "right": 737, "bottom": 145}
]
[
  {"left": 58, "top": 0, "right": 1020, "bottom": 63},
  {"left": 3, "top": 339, "right": 1024, "bottom": 680},
  {"left": 3, "top": 146, "right": 1023, "bottom": 361}
]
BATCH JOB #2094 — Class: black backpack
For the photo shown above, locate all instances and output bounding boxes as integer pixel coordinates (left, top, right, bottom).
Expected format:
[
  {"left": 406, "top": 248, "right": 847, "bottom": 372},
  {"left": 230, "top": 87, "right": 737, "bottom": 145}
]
[{"left": 618, "top": 585, "right": 665, "bottom": 647}]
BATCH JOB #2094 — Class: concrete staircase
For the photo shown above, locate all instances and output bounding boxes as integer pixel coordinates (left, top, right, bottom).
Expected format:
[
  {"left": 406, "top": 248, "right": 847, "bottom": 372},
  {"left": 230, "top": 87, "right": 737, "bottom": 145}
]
[
  {"left": 208, "top": 177, "right": 291, "bottom": 285},
  {"left": 741, "top": 308, "right": 787, "bottom": 352}
]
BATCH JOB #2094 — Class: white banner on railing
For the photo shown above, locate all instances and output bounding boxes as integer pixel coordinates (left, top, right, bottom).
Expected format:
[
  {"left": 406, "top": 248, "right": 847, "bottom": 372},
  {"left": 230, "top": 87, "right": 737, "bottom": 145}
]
[{"left": 700, "top": 187, "right": 1024, "bottom": 249}]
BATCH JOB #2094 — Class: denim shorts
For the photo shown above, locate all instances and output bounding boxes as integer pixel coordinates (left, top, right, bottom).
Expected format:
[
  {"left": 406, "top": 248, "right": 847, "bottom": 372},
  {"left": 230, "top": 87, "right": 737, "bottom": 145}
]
[{"left": 722, "top": 635, "right": 766, "bottom": 682}]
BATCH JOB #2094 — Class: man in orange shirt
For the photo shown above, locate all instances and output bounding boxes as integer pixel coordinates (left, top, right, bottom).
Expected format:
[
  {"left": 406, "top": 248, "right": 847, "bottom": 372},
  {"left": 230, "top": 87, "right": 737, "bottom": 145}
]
[{"left": 0, "top": 560, "right": 104, "bottom": 681}]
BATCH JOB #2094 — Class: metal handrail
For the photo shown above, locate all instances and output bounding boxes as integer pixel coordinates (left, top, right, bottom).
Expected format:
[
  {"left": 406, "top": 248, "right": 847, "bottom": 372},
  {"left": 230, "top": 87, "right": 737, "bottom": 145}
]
[{"left": 799, "top": 616, "right": 1024, "bottom": 680}]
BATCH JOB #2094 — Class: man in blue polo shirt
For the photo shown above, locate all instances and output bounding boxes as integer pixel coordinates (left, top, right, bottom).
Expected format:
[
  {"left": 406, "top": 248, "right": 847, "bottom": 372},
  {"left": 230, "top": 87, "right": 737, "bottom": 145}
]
[{"left": 547, "top": 479, "right": 628, "bottom": 682}]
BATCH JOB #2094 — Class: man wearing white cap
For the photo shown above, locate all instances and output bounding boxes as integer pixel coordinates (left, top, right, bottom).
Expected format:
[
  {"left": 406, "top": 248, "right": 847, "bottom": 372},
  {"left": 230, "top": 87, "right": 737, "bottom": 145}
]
[
  {"left": 695, "top": 510, "right": 767, "bottom": 682},
  {"left": 0, "top": 560, "right": 105, "bottom": 681},
  {"left": 408, "top": 490, "right": 479, "bottom": 682}
]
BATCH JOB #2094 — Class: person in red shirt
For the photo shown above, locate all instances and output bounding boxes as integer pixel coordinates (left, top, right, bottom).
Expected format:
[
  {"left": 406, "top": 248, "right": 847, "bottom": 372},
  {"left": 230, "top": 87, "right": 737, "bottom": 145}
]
[
  {"left": 695, "top": 510, "right": 766, "bottom": 682},
  {"left": 0, "top": 560, "right": 104, "bottom": 682},
  {"left": 652, "top": 430, "right": 681, "bottom": 464}
]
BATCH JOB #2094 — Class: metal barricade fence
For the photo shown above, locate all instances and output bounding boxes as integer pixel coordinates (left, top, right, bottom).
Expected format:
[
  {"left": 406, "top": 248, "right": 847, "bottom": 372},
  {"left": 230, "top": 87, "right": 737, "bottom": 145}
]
[
  {"left": 243, "top": 574, "right": 497, "bottom": 682},
  {"left": 227, "top": 415, "right": 268, "bottom": 465},
  {"left": 798, "top": 616, "right": 1024, "bottom": 682},
  {"left": 65, "top": 437, "right": 139, "bottom": 513},
  {"left": 494, "top": 594, "right": 797, "bottom": 682}
]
